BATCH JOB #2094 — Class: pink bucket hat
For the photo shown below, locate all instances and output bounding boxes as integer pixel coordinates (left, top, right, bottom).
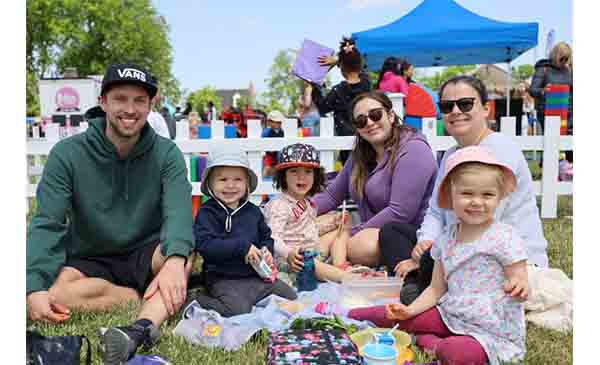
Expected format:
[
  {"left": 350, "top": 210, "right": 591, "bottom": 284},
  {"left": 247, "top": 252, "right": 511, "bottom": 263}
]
[{"left": 437, "top": 146, "right": 517, "bottom": 209}]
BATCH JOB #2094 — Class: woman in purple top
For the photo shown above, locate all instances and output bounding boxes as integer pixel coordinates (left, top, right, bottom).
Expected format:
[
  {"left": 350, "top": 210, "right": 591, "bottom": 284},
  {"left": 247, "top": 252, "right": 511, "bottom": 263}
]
[{"left": 311, "top": 91, "right": 437, "bottom": 270}]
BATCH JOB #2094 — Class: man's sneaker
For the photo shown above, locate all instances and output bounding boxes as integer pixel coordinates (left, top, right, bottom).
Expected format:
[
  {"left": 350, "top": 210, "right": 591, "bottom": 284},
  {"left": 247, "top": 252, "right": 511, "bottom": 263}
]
[{"left": 98, "top": 323, "right": 160, "bottom": 365}]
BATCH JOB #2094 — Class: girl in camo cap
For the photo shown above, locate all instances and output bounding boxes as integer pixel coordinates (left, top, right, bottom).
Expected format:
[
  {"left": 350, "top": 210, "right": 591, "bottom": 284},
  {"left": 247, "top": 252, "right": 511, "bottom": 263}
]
[{"left": 263, "top": 143, "right": 365, "bottom": 286}]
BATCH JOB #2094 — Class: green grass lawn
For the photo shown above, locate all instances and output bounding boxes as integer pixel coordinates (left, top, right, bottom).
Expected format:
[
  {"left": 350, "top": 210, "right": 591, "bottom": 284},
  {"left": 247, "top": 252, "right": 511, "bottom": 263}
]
[{"left": 26, "top": 195, "right": 573, "bottom": 364}]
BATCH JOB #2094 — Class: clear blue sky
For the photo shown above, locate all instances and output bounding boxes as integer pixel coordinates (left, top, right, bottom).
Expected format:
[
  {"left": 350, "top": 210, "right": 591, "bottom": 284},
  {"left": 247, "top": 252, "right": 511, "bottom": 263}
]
[{"left": 153, "top": 0, "right": 572, "bottom": 102}]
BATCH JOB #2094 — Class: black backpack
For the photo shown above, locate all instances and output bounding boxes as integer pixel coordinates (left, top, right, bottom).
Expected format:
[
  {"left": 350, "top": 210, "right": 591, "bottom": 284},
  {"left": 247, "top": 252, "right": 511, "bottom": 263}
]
[{"left": 26, "top": 330, "right": 91, "bottom": 365}]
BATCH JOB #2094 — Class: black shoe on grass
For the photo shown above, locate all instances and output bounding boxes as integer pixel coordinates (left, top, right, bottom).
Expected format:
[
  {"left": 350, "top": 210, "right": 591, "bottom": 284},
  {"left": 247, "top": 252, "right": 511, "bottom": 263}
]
[{"left": 98, "top": 323, "right": 160, "bottom": 365}]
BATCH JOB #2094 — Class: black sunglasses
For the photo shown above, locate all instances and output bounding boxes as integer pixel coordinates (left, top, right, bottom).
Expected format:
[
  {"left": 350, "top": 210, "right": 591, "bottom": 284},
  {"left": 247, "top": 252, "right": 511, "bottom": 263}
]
[
  {"left": 437, "top": 97, "right": 476, "bottom": 114},
  {"left": 560, "top": 56, "right": 570, "bottom": 63},
  {"left": 353, "top": 107, "right": 386, "bottom": 129}
]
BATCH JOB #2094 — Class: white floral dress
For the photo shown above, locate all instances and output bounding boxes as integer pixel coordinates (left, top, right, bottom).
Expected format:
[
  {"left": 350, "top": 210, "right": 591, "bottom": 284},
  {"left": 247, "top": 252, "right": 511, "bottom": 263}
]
[{"left": 431, "top": 221, "right": 527, "bottom": 365}]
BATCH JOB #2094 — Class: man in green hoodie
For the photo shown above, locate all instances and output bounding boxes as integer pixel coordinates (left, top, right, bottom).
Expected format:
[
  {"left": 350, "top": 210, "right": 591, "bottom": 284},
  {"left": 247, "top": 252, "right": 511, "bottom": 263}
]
[{"left": 26, "top": 63, "right": 194, "bottom": 364}]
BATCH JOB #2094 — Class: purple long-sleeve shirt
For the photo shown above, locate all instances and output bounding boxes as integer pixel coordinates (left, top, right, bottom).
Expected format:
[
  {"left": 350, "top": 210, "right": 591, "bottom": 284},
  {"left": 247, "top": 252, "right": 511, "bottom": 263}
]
[{"left": 312, "top": 133, "right": 438, "bottom": 235}]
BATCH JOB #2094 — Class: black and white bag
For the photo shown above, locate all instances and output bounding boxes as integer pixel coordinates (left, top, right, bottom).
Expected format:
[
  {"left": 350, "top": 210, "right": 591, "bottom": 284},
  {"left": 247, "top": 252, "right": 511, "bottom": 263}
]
[{"left": 26, "top": 330, "right": 91, "bottom": 365}]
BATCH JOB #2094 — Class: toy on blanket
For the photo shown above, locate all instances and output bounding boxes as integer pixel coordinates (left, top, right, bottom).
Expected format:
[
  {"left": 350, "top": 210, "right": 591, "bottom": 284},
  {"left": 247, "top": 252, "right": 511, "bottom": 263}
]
[{"left": 250, "top": 246, "right": 278, "bottom": 283}]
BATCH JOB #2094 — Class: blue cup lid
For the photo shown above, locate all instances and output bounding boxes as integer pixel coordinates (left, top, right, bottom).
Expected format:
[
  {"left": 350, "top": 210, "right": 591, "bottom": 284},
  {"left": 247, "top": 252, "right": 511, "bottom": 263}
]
[{"left": 362, "top": 343, "right": 397, "bottom": 359}]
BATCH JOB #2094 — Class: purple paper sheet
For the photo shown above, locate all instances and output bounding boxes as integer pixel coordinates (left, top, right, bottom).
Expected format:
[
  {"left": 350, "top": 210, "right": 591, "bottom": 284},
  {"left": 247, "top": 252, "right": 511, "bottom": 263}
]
[{"left": 292, "top": 39, "right": 335, "bottom": 85}]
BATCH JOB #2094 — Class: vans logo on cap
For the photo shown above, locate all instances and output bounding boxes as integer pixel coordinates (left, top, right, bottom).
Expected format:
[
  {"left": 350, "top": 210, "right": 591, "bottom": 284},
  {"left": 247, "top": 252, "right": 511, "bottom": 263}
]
[{"left": 117, "top": 68, "right": 147, "bottom": 82}]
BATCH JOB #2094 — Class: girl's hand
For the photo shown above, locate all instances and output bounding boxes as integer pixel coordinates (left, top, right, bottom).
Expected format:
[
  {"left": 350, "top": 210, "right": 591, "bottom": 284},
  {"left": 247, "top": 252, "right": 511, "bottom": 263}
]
[
  {"left": 411, "top": 240, "right": 433, "bottom": 262},
  {"left": 503, "top": 277, "right": 529, "bottom": 300},
  {"left": 394, "top": 258, "right": 419, "bottom": 279},
  {"left": 318, "top": 55, "right": 338, "bottom": 66},
  {"left": 287, "top": 248, "right": 304, "bottom": 273},
  {"left": 385, "top": 302, "right": 413, "bottom": 321},
  {"left": 335, "top": 211, "right": 350, "bottom": 227}
]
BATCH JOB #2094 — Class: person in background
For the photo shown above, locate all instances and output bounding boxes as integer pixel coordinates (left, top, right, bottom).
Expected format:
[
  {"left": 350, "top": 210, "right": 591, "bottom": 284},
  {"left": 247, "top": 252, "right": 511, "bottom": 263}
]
[
  {"left": 188, "top": 148, "right": 297, "bottom": 317},
  {"left": 399, "top": 59, "right": 415, "bottom": 84},
  {"left": 182, "top": 102, "right": 193, "bottom": 117},
  {"left": 261, "top": 110, "right": 285, "bottom": 178},
  {"left": 298, "top": 81, "right": 321, "bottom": 136},
  {"left": 516, "top": 81, "right": 536, "bottom": 136},
  {"left": 26, "top": 63, "right": 195, "bottom": 363},
  {"left": 160, "top": 106, "right": 176, "bottom": 139},
  {"left": 174, "top": 106, "right": 183, "bottom": 121},
  {"left": 207, "top": 101, "right": 218, "bottom": 122},
  {"left": 529, "top": 42, "right": 573, "bottom": 162},
  {"left": 307, "top": 36, "right": 371, "bottom": 165},
  {"left": 147, "top": 87, "right": 171, "bottom": 139},
  {"left": 187, "top": 111, "right": 201, "bottom": 139},
  {"left": 376, "top": 57, "right": 409, "bottom": 96}
]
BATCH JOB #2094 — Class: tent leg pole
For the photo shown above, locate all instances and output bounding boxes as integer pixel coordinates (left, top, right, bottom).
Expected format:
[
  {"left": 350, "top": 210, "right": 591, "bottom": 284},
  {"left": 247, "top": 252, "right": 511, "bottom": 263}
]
[{"left": 506, "top": 62, "right": 511, "bottom": 117}]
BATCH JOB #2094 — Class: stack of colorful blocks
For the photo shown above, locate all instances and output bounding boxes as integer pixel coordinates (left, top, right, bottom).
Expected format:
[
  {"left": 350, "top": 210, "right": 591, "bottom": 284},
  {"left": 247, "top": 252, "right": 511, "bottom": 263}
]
[
  {"left": 544, "top": 84, "right": 570, "bottom": 135},
  {"left": 190, "top": 155, "right": 210, "bottom": 219}
]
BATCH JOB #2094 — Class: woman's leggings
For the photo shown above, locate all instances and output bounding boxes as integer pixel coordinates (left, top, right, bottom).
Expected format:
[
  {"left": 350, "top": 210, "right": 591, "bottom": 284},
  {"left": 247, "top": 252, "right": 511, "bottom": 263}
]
[
  {"left": 348, "top": 306, "right": 488, "bottom": 365},
  {"left": 378, "top": 222, "right": 434, "bottom": 291}
]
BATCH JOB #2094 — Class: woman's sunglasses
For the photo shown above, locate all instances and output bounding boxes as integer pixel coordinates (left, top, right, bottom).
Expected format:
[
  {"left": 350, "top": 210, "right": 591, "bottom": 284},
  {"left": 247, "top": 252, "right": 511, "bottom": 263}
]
[
  {"left": 437, "top": 97, "right": 476, "bottom": 114},
  {"left": 353, "top": 107, "right": 386, "bottom": 129},
  {"left": 560, "top": 56, "right": 570, "bottom": 63}
]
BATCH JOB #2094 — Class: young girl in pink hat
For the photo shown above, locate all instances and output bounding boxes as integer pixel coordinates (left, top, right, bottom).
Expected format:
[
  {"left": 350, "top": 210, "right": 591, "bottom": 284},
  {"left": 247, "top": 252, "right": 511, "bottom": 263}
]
[{"left": 316, "top": 146, "right": 529, "bottom": 365}]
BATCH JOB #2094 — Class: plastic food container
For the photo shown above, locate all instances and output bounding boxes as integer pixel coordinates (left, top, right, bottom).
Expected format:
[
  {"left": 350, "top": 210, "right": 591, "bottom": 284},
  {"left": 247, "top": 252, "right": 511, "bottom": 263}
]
[
  {"left": 340, "top": 277, "right": 403, "bottom": 308},
  {"left": 351, "top": 328, "right": 414, "bottom": 364},
  {"left": 362, "top": 343, "right": 397, "bottom": 365}
]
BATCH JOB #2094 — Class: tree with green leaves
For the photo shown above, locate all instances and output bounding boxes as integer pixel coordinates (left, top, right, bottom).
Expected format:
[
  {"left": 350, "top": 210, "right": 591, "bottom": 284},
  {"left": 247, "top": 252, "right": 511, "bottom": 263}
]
[
  {"left": 235, "top": 95, "right": 253, "bottom": 110},
  {"left": 186, "top": 86, "right": 222, "bottom": 115},
  {"left": 415, "top": 65, "right": 477, "bottom": 91},
  {"left": 511, "top": 64, "right": 535, "bottom": 82},
  {"left": 261, "top": 49, "right": 304, "bottom": 115},
  {"left": 26, "top": 0, "right": 180, "bottom": 115}
]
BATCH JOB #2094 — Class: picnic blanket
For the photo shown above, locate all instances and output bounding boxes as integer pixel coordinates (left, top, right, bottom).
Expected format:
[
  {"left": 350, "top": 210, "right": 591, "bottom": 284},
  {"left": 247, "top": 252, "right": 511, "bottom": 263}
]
[
  {"left": 173, "top": 282, "right": 373, "bottom": 350},
  {"left": 174, "top": 267, "right": 573, "bottom": 350}
]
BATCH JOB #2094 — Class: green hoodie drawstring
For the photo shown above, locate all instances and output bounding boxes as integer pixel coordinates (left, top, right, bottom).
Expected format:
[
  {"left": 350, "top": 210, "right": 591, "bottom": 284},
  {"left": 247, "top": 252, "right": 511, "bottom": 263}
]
[{"left": 124, "top": 159, "right": 130, "bottom": 201}]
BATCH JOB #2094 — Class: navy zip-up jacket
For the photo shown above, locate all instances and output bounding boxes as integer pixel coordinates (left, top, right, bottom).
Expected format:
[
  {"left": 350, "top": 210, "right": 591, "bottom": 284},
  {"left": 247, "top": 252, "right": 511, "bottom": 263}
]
[{"left": 194, "top": 198, "right": 274, "bottom": 277}]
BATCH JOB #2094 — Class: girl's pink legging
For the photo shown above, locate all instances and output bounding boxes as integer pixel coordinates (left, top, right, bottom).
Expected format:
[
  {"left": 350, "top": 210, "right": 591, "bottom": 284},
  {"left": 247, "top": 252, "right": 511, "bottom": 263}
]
[{"left": 348, "top": 306, "right": 488, "bottom": 365}]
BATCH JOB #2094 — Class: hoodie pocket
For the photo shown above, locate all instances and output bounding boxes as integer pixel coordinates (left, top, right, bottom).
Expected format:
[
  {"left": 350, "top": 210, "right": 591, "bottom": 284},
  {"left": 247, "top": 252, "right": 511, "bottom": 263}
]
[{"left": 94, "top": 191, "right": 115, "bottom": 211}]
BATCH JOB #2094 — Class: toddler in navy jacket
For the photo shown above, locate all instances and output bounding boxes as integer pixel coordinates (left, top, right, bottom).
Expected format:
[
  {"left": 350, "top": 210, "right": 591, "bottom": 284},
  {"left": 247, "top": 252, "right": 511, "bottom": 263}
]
[{"left": 188, "top": 147, "right": 296, "bottom": 317}]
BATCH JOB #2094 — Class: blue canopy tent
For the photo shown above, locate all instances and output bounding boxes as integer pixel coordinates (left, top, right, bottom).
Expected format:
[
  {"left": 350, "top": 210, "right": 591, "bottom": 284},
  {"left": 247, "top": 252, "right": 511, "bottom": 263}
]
[{"left": 352, "top": 0, "right": 538, "bottom": 114}]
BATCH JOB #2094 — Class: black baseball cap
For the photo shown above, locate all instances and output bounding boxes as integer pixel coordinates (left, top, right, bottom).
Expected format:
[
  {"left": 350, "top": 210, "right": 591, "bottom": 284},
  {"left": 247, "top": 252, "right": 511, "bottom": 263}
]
[{"left": 101, "top": 63, "right": 158, "bottom": 98}]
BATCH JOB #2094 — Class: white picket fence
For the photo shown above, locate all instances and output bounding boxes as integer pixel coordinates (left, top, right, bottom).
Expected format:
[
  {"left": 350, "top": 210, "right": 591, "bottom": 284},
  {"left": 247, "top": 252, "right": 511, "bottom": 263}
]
[{"left": 26, "top": 115, "right": 572, "bottom": 218}]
